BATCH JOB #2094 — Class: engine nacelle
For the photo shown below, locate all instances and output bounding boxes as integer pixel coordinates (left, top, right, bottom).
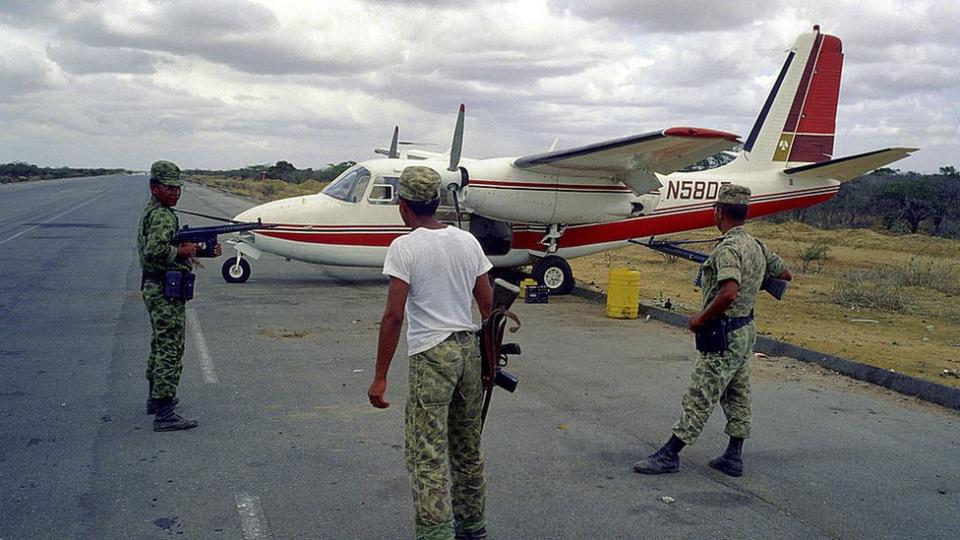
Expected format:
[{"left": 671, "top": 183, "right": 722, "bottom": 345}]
[{"left": 439, "top": 166, "right": 469, "bottom": 193}]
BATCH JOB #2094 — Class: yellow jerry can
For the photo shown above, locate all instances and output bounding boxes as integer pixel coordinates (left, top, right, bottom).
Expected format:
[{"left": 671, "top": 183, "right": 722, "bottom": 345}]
[{"left": 606, "top": 267, "right": 641, "bottom": 319}]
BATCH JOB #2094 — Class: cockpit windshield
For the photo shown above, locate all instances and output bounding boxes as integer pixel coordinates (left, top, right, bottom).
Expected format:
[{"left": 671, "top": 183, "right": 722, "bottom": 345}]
[{"left": 322, "top": 166, "right": 371, "bottom": 203}]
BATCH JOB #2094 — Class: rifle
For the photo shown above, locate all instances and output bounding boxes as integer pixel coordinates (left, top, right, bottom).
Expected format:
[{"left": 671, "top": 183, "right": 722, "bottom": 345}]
[
  {"left": 173, "top": 220, "right": 275, "bottom": 257},
  {"left": 479, "top": 278, "right": 522, "bottom": 431},
  {"left": 631, "top": 238, "right": 789, "bottom": 300}
]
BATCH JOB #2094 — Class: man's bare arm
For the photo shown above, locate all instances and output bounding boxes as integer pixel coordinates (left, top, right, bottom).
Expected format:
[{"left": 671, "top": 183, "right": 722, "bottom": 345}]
[
  {"left": 473, "top": 273, "right": 493, "bottom": 320},
  {"left": 368, "top": 277, "right": 409, "bottom": 409},
  {"left": 688, "top": 279, "right": 739, "bottom": 332}
]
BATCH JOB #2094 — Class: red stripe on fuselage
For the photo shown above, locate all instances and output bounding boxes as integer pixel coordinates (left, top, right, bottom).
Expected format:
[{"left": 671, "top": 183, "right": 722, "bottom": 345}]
[
  {"left": 257, "top": 230, "right": 402, "bottom": 246},
  {"left": 469, "top": 178, "right": 634, "bottom": 192},
  {"left": 512, "top": 190, "right": 837, "bottom": 249},
  {"left": 254, "top": 190, "right": 838, "bottom": 251}
]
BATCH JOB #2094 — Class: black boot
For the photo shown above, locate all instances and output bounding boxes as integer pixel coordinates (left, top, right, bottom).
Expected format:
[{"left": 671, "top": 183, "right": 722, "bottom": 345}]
[
  {"left": 634, "top": 435, "right": 685, "bottom": 474},
  {"left": 146, "top": 396, "right": 179, "bottom": 414},
  {"left": 145, "top": 381, "right": 179, "bottom": 414},
  {"left": 153, "top": 398, "right": 198, "bottom": 432},
  {"left": 709, "top": 437, "right": 744, "bottom": 477},
  {"left": 455, "top": 527, "right": 487, "bottom": 540}
]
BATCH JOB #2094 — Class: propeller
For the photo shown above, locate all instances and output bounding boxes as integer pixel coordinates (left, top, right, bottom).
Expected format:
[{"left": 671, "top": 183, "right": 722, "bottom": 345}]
[
  {"left": 447, "top": 104, "right": 466, "bottom": 229},
  {"left": 448, "top": 103, "right": 465, "bottom": 174}
]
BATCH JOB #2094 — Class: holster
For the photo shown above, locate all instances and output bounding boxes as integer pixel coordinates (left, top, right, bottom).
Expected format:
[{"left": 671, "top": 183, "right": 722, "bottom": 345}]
[
  {"left": 695, "top": 317, "right": 728, "bottom": 353},
  {"left": 694, "top": 314, "right": 754, "bottom": 353},
  {"left": 163, "top": 270, "right": 195, "bottom": 301}
]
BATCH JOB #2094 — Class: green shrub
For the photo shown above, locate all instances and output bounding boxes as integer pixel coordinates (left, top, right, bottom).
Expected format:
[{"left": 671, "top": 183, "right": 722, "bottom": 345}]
[{"left": 830, "top": 272, "right": 908, "bottom": 312}]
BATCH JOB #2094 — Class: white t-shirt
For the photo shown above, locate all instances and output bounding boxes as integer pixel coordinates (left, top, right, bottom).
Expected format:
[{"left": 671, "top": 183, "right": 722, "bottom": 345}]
[{"left": 382, "top": 226, "right": 493, "bottom": 356}]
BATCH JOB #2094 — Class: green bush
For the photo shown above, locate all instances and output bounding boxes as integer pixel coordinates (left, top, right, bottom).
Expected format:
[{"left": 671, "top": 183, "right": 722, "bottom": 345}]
[{"left": 830, "top": 272, "right": 908, "bottom": 312}]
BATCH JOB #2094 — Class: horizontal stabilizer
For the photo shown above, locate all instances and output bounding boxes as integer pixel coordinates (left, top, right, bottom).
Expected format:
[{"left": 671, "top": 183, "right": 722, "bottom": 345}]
[
  {"left": 514, "top": 127, "right": 740, "bottom": 195},
  {"left": 783, "top": 147, "right": 918, "bottom": 182}
]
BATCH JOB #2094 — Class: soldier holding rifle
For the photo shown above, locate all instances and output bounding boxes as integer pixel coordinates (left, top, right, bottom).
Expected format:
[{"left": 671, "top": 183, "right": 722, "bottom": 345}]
[
  {"left": 634, "top": 184, "right": 792, "bottom": 477},
  {"left": 138, "top": 160, "right": 221, "bottom": 432}
]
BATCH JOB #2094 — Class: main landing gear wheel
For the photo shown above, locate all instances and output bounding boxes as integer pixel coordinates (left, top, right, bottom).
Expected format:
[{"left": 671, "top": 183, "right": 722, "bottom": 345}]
[
  {"left": 221, "top": 257, "right": 251, "bottom": 283},
  {"left": 533, "top": 255, "right": 574, "bottom": 296}
]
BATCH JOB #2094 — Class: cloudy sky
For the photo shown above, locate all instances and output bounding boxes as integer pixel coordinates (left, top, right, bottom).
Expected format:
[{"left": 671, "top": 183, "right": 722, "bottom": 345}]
[{"left": 1, "top": 0, "right": 957, "bottom": 172}]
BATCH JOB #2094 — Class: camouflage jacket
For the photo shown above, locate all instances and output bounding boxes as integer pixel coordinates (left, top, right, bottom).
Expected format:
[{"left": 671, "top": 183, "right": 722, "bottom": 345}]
[
  {"left": 138, "top": 197, "right": 191, "bottom": 276},
  {"left": 700, "top": 226, "right": 788, "bottom": 318}
]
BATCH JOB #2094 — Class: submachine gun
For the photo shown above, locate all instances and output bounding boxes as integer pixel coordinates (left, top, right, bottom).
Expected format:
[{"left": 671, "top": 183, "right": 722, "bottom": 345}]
[
  {"left": 173, "top": 209, "right": 275, "bottom": 257},
  {"left": 479, "top": 278, "right": 523, "bottom": 431}
]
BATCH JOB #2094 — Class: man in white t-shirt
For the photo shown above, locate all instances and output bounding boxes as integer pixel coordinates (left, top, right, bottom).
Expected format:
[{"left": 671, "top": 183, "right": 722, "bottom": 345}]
[{"left": 368, "top": 166, "right": 493, "bottom": 540}]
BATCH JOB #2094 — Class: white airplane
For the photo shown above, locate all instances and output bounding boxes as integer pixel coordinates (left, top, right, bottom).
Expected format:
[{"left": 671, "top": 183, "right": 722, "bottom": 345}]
[{"left": 223, "top": 26, "right": 916, "bottom": 294}]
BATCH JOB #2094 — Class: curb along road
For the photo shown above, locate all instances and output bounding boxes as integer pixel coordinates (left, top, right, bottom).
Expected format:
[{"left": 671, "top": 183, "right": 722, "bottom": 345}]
[{"left": 571, "top": 286, "right": 960, "bottom": 411}]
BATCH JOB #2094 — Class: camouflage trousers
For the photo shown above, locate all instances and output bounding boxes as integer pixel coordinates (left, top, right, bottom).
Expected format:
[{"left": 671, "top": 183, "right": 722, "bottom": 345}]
[
  {"left": 142, "top": 283, "right": 186, "bottom": 400},
  {"left": 405, "top": 331, "right": 486, "bottom": 540},
  {"left": 673, "top": 323, "right": 756, "bottom": 444}
]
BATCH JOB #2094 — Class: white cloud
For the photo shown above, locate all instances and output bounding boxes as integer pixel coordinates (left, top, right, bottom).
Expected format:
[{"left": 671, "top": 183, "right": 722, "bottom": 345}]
[{"left": 0, "top": 0, "right": 957, "bottom": 172}]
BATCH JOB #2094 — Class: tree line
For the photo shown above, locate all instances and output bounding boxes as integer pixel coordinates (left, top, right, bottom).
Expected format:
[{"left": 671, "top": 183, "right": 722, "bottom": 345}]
[
  {"left": 184, "top": 160, "right": 357, "bottom": 184},
  {"left": 764, "top": 167, "right": 960, "bottom": 239},
  {"left": 0, "top": 162, "right": 129, "bottom": 183}
]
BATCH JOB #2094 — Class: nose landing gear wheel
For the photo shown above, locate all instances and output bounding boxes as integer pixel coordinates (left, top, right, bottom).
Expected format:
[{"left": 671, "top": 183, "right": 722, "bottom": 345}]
[
  {"left": 221, "top": 257, "right": 251, "bottom": 283},
  {"left": 533, "top": 255, "right": 574, "bottom": 295}
]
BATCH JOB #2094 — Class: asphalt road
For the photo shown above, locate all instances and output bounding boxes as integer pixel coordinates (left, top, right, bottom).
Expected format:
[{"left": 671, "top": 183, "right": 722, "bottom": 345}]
[{"left": 1, "top": 175, "right": 958, "bottom": 539}]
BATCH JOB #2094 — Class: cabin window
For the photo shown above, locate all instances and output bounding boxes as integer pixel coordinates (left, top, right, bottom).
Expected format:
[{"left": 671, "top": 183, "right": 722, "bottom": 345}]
[
  {"left": 369, "top": 176, "right": 399, "bottom": 205},
  {"left": 322, "top": 166, "right": 371, "bottom": 203}
]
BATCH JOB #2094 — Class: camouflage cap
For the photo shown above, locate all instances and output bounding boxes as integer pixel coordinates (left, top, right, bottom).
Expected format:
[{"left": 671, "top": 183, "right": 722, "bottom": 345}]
[
  {"left": 716, "top": 184, "right": 751, "bottom": 205},
  {"left": 150, "top": 160, "right": 183, "bottom": 187},
  {"left": 398, "top": 166, "right": 441, "bottom": 202}
]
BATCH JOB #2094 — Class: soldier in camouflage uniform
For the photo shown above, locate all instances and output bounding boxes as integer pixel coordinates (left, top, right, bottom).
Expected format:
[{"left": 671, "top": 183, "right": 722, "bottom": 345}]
[
  {"left": 138, "top": 160, "right": 219, "bottom": 432},
  {"left": 634, "top": 184, "right": 792, "bottom": 477},
  {"left": 368, "top": 166, "right": 493, "bottom": 540}
]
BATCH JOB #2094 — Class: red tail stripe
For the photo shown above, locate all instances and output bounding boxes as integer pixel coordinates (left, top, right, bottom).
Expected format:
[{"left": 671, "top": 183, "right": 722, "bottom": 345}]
[{"left": 797, "top": 34, "right": 843, "bottom": 135}]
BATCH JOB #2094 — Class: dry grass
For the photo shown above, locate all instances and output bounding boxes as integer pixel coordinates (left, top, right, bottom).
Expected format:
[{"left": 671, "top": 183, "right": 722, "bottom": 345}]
[{"left": 571, "top": 221, "right": 960, "bottom": 389}]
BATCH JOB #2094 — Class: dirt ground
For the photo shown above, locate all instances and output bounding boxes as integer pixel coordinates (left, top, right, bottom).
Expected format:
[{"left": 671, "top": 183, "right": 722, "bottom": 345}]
[{"left": 570, "top": 221, "right": 960, "bottom": 389}]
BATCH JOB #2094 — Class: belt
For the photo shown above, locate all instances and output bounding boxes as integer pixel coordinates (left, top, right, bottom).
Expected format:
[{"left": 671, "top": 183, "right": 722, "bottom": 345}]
[
  {"left": 444, "top": 330, "right": 475, "bottom": 342},
  {"left": 141, "top": 271, "right": 165, "bottom": 290},
  {"left": 723, "top": 314, "right": 754, "bottom": 332},
  {"left": 142, "top": 271, "right": 164, "bottom": 282}
]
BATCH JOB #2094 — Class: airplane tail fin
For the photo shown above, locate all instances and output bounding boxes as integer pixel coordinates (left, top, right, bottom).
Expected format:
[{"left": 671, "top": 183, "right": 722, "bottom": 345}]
[{"left": 739, "top": 26, "right": 843, "bottom": 168}]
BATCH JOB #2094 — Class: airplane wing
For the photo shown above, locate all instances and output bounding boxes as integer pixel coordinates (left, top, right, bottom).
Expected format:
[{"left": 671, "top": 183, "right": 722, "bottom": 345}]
[
  {"left": 513, "top": 127, "right": 741, "bottom": 195},
  {"left": 783, "top": 147, "right": 919, "bottom": 182}
]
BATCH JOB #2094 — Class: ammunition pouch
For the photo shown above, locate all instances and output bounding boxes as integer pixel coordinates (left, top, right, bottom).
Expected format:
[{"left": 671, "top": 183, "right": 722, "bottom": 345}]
[{"left": 163, "top": 270, "right": 195, "bottom": 301}]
